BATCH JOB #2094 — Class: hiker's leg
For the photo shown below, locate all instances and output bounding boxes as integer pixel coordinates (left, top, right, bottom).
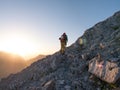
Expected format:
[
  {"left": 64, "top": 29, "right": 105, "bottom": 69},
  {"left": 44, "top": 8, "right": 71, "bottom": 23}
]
[
  {"left": 60, "top": 42, "right": 62, "bottom": 53},
  {"left": 61, "top": 42, "right": 65, "bottom": 54},
  {"left": 62, "top": 42, "right": 66, "bottom": 54}
]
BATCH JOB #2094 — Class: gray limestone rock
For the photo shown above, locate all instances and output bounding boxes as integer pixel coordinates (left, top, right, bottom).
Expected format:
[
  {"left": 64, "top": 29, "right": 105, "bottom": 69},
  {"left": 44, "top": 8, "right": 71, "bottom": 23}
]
[{"left": 89, "top": 57, "right": 120, "bottom": 83}]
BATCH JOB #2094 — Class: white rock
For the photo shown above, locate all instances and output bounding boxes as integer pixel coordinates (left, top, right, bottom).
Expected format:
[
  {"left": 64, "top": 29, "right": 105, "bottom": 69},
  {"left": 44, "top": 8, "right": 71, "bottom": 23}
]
[{"left": 89, "top": 57, "right": 120, "bottom": 83}]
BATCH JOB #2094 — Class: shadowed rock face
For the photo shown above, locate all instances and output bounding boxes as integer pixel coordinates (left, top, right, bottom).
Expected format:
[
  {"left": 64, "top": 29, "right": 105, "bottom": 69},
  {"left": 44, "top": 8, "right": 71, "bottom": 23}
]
[{"left": 0, "top": 11, "right": 120, "bottom": 90}]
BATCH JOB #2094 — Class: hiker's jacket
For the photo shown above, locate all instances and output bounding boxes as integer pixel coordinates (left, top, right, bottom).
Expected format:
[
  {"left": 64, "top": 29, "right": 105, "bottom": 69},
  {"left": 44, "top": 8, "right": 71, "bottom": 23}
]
[{"left": 59, "top": 34, "right": 68, "bottom": 44}]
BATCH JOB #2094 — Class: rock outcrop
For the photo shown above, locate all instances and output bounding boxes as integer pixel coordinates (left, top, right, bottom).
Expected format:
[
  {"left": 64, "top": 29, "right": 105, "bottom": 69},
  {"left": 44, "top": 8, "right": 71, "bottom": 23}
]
[
  {"left": 89, "top": 55, "right": 120, "bottom": 83},
  {"left": 0, "top": 11, "right": 120, "bottom": 90}
]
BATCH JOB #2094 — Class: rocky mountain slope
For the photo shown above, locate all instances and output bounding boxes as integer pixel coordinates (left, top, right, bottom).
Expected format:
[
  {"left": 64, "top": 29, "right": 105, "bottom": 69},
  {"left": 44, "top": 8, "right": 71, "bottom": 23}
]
[{"left": 0, "top": 11, "right": 120, "bottom": 90}]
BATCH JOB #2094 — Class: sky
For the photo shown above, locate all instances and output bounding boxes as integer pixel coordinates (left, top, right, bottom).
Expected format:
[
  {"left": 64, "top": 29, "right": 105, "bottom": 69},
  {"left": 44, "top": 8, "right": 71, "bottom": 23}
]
[{"left": 0, "top": 0, "right": 120, "bottom": 59}]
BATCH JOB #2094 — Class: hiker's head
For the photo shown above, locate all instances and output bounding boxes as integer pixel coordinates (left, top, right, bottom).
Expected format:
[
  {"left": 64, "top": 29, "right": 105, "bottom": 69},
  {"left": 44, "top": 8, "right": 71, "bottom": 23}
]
[{"left": 63, "top": 32, "right": 66, "bottom": 35}]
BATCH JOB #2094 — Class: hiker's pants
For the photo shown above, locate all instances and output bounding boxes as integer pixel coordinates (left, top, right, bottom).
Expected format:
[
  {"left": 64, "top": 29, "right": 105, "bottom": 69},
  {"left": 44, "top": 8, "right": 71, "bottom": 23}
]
[{"left": 60, "top": 42, "right": 66, "bottom": 54}]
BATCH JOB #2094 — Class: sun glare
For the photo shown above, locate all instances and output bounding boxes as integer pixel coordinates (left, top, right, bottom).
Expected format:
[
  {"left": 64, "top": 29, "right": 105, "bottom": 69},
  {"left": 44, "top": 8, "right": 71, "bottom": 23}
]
[{"left": 0, "top": 33, "right": 40, "bottom": 59}]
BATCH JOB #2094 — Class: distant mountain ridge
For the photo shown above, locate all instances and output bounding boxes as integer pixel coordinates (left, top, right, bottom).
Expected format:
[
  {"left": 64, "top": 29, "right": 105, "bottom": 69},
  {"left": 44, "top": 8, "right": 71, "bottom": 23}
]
[
  {"left": 0, "top": 51, "right": 26, "bottom": 78},
  {"left": 0, "top": 11, "right": 120, "bottom": 90},
  {"left": 0, "top": 51, "right": 46, "bottom": 78},
  {"left": 27, "top": 54, "right": 46, "bottom": 66}
]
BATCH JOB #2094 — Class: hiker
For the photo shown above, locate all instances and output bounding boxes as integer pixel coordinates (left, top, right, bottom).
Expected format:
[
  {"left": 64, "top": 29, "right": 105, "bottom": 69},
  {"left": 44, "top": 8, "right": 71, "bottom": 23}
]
[{"left": 59, "top": 33, "right": 68, "bottom": 54}]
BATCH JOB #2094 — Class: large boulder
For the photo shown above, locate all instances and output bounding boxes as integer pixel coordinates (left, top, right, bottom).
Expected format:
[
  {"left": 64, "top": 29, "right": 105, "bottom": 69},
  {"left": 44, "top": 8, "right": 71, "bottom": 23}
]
[{"left": 89, "top": 56, "right": 120, "bottom": 83}]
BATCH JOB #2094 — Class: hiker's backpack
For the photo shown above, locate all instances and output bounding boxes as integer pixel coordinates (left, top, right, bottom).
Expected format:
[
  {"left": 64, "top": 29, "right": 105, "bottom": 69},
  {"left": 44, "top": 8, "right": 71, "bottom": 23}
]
[{"left": 63, "top": 34, "right": 68, "bottom": 42}]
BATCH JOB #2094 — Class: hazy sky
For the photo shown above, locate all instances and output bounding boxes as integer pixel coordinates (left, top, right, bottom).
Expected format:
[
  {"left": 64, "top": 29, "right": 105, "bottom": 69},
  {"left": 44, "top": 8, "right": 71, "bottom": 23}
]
[{"left": 0, "top": 0, "right": 120, "bottom": 58}]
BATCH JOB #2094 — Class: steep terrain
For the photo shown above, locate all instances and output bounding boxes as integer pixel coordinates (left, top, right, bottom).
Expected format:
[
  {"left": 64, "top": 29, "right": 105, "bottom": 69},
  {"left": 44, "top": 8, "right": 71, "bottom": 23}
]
[{"left": 0, "top": 11, "right": 120, "bottom": 90}]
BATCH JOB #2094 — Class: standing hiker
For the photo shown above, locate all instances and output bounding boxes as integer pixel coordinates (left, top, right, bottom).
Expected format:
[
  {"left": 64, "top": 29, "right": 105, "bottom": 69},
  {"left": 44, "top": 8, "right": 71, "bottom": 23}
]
[{"left": 59, "top": 33, "right": 68, "bottom": 54}]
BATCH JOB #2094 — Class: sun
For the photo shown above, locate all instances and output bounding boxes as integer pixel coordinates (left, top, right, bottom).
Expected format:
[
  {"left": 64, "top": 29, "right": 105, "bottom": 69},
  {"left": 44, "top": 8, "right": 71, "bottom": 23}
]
[{"left": 0, "top": 33, "right": 40, "bottom": 59}]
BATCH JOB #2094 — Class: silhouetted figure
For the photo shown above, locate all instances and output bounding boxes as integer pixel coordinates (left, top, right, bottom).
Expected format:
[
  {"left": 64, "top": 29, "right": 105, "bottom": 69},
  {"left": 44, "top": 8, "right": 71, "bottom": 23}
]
[{"left": 59, "top": 33, "right": 68, "bottom": 54}]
